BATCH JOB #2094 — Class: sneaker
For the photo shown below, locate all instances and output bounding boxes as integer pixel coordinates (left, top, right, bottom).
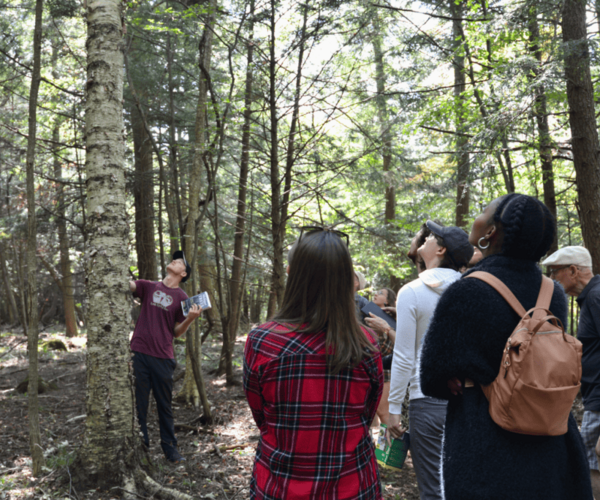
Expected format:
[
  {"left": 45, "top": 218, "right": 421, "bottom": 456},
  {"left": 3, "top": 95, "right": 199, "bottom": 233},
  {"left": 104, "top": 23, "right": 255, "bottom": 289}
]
[{"left": 166, "top": 451, "right": 186, "bottom": 464}]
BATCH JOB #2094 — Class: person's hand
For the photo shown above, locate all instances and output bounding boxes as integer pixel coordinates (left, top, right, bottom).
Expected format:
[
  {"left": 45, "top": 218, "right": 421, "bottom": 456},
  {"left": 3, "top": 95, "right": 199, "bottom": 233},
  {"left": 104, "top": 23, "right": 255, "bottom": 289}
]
[
  {"left": 386, "top": 413, "right": 406, "bottom": 446},
  {"left": 364, "top": 314, "right": 389, "bottom": 334},
  {"left": 448, "top": 377, "right": 463, "bottom": 396},
  {"left": 381, "top": 306, "right": 396, "bottom": 318},
  {"left": 187, "top": 304, "right": 202, "bottom": 321}
]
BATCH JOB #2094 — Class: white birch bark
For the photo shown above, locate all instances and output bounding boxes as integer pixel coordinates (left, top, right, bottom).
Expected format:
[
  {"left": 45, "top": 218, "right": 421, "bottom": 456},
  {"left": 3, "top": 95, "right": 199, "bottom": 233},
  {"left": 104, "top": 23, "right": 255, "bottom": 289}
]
[{"left": 76, "top": 0, "right": 136, "bottom": 486}]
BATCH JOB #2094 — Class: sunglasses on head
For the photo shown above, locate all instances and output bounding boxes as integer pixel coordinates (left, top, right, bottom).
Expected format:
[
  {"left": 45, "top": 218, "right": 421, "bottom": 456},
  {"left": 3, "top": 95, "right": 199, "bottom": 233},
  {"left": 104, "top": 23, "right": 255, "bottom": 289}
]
[{"left": 299, "top": 225, "right": 350, "bottom": 247}]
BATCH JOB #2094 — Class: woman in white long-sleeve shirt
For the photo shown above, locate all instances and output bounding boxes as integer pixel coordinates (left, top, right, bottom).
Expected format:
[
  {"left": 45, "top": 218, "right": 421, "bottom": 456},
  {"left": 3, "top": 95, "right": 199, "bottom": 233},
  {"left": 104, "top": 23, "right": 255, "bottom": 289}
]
[{"left": 387, "top": 222, "right": 473, "bottom": 500}]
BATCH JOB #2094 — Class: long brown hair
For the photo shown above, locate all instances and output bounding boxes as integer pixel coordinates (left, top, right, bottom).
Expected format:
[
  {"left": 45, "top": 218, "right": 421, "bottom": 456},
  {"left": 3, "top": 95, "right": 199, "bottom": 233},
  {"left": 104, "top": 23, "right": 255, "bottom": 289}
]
[
  {"left": 274, "top": 230, "right": 376, "bottom": 374},
  {"left": 380, "top": 287, "right": 397, "bottom": 307}
]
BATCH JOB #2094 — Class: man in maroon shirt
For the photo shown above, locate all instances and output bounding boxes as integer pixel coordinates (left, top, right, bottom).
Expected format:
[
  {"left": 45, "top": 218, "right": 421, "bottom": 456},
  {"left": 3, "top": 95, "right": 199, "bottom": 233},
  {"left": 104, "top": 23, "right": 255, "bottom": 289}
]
[{"left": 129, "top": 251, "right": 202, "bottom": 463}]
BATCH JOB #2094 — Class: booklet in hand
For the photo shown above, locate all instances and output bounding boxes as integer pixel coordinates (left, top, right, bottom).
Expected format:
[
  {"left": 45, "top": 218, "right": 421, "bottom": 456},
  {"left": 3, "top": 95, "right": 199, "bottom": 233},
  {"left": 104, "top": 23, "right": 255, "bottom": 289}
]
[
  {"left": 181, "top": 292, "right": 211, "bottom": 317},
  {"left": 361, "top": 301, "right": 396, "bottom": 330}
]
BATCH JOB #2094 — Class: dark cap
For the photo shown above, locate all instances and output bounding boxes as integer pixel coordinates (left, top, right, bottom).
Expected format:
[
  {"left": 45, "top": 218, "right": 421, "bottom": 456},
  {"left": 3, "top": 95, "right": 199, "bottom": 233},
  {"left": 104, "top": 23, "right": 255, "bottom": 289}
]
[
  {"left": 172, "top": 250, "right": 192, "bottom": 283},
  {"left": 426, "top": 221, "right": 474, "bottom": 268}
]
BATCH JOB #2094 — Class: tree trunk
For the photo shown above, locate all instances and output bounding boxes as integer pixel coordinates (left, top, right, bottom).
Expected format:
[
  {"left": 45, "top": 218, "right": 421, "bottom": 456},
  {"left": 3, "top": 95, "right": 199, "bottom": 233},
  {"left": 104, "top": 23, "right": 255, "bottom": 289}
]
[
  {"left": 371, "top": 15, "right": 394, "bottom": 225},
  {"left": 131, "top": 101, "right": 157, "bottom": 281},
  {"left": 53, "top": 120, "right": 78, "bottom": 337},
  {"left": 251, "top": 278, "right": 264, "bottom": 324},
  {"left": 450, "top": 0, "right": 470, "bottom": 227},
  {"left": 0, "top": 178, "right": 19, "bottom": 327},
  {"left": 74, "top": 0, "right": 141, "bottom": 490},
  {"left": 461, "top": 0, "right": 513, "bottom": 195},
  {"left": 176, "top": 4, "right": 215, "bottom": 421},
  {"left": 223, "top": 0, "right": 255, "bottom": 385},
  {"left": 0, "top": 241, "right": 19, "bottom": 327},
  {"left": 280, "top": 1, "right": 307, "bottom": 239},
  {"left": 242, "top": 285, "right": 249, "bottom": 324},
  {"left": 371, "top": 12, "right": 400, "bottom": 289},
  {"left": 157, "top": 150, "right": 166, "bottom": 278},
  {"left": 266, "top": 0, "right": 285, "bottom": 320},
  {"left": 562, "top": 0, "right": 600, "bottom": 274},
  {"left": 13, "top": 241, "right": 29, "bottom": 335},
  {"left": 166, "top": 33, "right": 180, "bottom": 257},
  {"left": 177, "top": 246, "right": 220, "bottom": 407},
  {"left": 25, "top": 0, "right": 45, "bottom": 476},
  {"left": 529, "top": 10, "right": 558, "bottom": 254}
]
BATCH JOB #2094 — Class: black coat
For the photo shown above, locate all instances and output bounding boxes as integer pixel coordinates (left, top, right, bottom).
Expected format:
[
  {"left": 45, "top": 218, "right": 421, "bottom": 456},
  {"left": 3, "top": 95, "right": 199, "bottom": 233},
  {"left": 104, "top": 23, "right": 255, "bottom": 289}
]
[{"left": 420, "top": 254, "right": 592, "bottom": 500}]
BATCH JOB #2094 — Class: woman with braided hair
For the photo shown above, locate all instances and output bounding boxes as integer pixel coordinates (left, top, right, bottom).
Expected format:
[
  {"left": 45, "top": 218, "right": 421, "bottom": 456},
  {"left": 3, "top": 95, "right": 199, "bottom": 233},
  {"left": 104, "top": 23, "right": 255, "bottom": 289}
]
[{"left": 419, "top": 194, "right": 592, "bottom": 500}]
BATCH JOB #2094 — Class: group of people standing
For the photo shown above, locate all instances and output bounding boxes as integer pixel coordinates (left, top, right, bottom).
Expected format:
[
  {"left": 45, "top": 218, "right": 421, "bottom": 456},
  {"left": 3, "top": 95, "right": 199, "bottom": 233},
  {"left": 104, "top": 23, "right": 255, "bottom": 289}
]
[
  {"left": 125, "top": 192, "right": 597, "bottom": 499},
  {"left": 243, "top": 193, "right": 596, "bottom": 500}
]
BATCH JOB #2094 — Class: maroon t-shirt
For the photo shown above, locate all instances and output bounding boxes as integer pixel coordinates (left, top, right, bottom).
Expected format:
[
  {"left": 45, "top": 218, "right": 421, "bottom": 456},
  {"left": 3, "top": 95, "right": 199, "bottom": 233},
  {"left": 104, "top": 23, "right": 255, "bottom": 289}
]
[{"left": 130, "top": 280, "right": 188, "bottom": 359}]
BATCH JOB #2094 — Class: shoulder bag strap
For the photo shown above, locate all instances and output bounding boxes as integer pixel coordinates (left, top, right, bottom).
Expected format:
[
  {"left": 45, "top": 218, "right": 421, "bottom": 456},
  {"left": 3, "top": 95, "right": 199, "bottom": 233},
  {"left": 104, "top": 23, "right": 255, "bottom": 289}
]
[
  {"left": 531, "top": 276, "right": 554, "bottom": 320},
  {"left": 465, "top": 271, "right": 527, "bottom": 318}
]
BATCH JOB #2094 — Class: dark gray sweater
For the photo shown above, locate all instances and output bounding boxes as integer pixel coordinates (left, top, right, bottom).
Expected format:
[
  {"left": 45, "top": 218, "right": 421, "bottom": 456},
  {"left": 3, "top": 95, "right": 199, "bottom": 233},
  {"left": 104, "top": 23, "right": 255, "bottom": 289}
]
[
  {"left": 577, "top": 274, "right": 600, "bottom": 411},
  {"left": 420, "top": 254, "right": 592, "bottom": 500}
]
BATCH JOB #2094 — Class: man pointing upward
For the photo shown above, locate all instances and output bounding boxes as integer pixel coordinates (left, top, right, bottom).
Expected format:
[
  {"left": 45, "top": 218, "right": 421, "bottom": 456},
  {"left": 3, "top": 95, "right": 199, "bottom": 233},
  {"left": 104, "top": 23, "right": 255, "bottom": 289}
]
[{"left": 129, "top": 250, "right": 202, "bottom": 463}]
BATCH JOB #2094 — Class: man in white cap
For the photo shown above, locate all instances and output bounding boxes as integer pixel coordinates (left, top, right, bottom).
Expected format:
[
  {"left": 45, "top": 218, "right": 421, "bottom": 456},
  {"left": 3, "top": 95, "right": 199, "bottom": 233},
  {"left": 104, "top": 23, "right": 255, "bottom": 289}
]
[
  {"left": 542, "top": 246, "right": 600, "bottom": 497},
  {"left": 354, "top": 270, "right": 368, "bottom": 314}
]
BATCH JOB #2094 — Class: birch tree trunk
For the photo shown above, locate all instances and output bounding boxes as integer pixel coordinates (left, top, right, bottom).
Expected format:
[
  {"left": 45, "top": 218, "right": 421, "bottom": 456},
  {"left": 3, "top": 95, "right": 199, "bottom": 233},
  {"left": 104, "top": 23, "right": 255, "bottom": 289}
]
[
  {"left": 562, "top": 0, "right": 600, "bottom": 274},
  {"left": 25, "top": 0, "right": 44, "bottom": 476},
  {"left": 75, "top": 6, "right": 196, "bottom": 495},
  {"left": 74, "top": 0, "right": 138, "bottom": 487}
]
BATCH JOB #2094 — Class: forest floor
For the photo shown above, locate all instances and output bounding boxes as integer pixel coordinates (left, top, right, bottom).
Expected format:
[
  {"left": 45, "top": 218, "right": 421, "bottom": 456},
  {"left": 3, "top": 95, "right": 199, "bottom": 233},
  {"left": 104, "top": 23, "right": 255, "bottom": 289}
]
[{"left": 0, "top": 329, "right": 420, "bottom": 500}]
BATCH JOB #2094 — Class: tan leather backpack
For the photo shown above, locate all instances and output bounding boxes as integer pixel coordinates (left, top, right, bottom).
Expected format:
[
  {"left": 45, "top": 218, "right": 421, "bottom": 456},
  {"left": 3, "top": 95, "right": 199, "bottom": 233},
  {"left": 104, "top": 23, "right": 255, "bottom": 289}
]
[{"left": 465, "top": 272, "right": 582, "bottom": 436}]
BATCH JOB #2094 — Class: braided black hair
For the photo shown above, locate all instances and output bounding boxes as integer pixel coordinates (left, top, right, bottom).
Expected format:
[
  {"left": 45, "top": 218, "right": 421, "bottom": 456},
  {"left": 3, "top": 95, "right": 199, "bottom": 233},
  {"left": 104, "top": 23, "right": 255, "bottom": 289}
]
[{"left": 493, "top": 193, "right": 556, "bottom": 261}]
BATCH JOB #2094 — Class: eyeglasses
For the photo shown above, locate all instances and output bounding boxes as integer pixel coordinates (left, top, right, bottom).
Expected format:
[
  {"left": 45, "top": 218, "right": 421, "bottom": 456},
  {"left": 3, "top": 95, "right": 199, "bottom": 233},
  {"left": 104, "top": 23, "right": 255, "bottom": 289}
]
[
  {"left": 299, "top": 225, "right": 350, "bottom": 247},
  {"left": 549, "top": 266, "right": 571, "bottom": 277}
]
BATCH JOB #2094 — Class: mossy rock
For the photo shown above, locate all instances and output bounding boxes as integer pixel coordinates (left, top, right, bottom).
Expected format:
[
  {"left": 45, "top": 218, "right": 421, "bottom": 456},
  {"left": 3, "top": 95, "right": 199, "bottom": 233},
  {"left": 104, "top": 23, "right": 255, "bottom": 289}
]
[
  {"left": 16, "top": 376, "right": 58, "bottom": 394},
  {"left": 41, "top": 339, "right": 68, "bottom": 351}
]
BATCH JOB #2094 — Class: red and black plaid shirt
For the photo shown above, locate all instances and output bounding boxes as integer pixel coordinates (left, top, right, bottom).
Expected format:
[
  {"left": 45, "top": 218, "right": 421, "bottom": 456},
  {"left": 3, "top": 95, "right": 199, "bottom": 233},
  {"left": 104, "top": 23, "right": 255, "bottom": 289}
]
[{"left": 244, "top": 321, "right": 383, "bottom": 500}]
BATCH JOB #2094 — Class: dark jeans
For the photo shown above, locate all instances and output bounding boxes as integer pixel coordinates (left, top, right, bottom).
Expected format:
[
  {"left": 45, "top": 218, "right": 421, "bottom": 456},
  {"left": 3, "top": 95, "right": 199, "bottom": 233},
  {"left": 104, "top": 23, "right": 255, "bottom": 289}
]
[
  {"left": 409, "top": 397, "right": 448, "bottom": 500},
  {"left": 132, "top": 351, "right": 178, "bottom": 457}
]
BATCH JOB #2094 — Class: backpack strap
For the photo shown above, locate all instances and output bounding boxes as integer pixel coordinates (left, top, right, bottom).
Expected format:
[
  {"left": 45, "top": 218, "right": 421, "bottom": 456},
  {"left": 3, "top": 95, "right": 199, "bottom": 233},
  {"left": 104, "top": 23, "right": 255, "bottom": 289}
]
[
  {"left": 532, "top": 276, "right": 554, "bottom": 320},
  {"left": 465, "top": 271, "right": 527, "bottom": 317}
]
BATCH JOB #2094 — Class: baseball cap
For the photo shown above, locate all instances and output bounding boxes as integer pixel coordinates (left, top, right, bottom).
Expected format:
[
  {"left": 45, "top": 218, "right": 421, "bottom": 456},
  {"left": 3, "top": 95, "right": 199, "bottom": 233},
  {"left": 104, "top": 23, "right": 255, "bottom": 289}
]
[
  {"left": 172, "top": 250, "right": 192, "bottom": 283},
  {"left": 426, "top": 221, "right": 474, "bottom": 268},
  {"left": 542, "top": 246, "right": 592, "bottom": 268}
]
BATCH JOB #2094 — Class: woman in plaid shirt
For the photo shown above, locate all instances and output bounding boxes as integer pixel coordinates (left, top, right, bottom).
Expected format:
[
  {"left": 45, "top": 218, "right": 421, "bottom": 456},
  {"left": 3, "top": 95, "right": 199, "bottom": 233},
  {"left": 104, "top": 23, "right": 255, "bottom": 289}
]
[{"left": 244, "top": 228, "right": 384, "bottom": 499}]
